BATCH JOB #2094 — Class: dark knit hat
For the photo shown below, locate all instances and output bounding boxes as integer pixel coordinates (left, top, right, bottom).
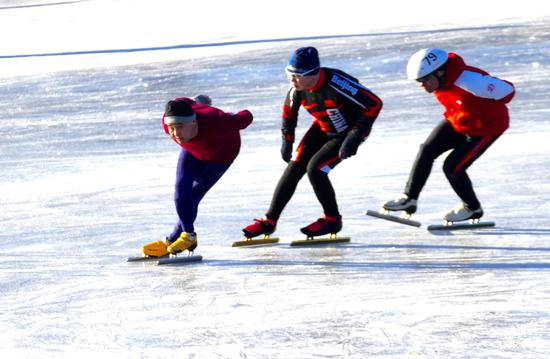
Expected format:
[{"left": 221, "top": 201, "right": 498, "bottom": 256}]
[
  {"left": 164, "top": 100, "right": 196, "bottom": 125},
  {"left": 285, "top": 47, "right": 320, "bottom": 76}
]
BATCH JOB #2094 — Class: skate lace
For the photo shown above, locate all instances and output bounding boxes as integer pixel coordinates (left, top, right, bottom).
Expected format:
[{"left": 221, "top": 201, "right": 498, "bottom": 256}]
[
  {"left": 394, "top": 194, "right": 409, "bottom": 204},
  {"left": 451, "top": 204, "right": 467, "bottom": 213}
]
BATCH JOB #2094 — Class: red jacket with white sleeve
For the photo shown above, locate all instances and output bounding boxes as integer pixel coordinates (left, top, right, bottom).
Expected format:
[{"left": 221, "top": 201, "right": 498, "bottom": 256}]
[
  {"left": 434, "top": 53, "right": 515, "bottom": 136},
  {"left": 162, "top": 97, "right": 253, "bottom": 164}
]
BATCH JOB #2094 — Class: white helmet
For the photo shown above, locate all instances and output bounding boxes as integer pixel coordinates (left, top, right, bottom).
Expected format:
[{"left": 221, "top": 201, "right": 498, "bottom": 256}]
[{"left": 406, "top": 48, "right": 448, "bottom": 80}]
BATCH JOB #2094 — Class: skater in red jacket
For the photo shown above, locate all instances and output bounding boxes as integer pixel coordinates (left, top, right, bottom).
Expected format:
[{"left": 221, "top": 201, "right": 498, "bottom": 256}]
[
  {"left": 143, "top": 95, "right": 253, "bottom": 257},
  {"left": 383, "top": 48, "right": 515, "bottom": 222},
  {"left": 242, "top": 46, "right": 382, "bottom": 239}
]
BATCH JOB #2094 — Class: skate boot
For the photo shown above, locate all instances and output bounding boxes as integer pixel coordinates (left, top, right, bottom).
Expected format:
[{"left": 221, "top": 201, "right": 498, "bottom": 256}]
[
  {"left": 444, "top": 203, "right": 483, "bottom": 223},
  {"left": 242, "top": 217, "right": 277, "bottom": 239},
  {"left": 383, "top": 194, "right": 417, "bottom": 214},
  {"left": 142, "top": 238, "right": 170, "bottom": 257},
  {"left": 300, "top": 214, "right": 342, "bottom": 238},
  {"left": 167, "top": 232, "right": 198, "bottom": 254}
]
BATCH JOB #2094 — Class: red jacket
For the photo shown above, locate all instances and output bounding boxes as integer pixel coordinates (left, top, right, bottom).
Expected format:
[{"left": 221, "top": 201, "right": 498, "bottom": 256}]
[
  {"left": 434, "top": 53, "right": 515, "bottom": 136},
  {"left": 162, "top": 97, "right": 253, "bottom": 164}
]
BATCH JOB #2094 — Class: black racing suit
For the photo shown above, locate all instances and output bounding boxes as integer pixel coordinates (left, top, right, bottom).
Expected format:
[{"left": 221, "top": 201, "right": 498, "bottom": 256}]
[{"left": 266, "top": 67, "right": 383, "bottom": 221}]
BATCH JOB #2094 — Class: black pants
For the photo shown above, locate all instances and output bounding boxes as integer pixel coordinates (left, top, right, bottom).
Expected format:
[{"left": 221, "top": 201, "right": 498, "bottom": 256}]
[
  {"left": 266, "top": 124, "right": 344, "bottom": 221},
  {"left": 405, "top": 120, "right": 499, "bottom": 210}
]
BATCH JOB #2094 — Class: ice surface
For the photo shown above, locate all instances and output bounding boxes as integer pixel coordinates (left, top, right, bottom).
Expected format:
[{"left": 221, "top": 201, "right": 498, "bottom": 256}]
[{"left": 1, "top": 1, "right": 549, "bottom": 358}]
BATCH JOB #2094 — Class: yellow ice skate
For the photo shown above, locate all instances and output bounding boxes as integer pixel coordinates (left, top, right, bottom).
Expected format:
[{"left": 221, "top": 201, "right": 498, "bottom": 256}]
[
  {"left": 167, "top": 232, "right": 197, "bottom": 254},
  {"left": 142, "top": 239, "right": 170, "bottom": 257}
]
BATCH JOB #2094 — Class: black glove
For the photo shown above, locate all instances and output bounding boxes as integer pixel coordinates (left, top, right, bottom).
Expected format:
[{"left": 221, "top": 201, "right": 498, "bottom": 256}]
[
  {"left": 281, "top": 139, "right": 293, "bottom": 162},
  {"left": 339, "top": 130, "right": 363, "bottom": 159},
  {"left": 193, "top": 94, "right": 211, "bottom": 105}
]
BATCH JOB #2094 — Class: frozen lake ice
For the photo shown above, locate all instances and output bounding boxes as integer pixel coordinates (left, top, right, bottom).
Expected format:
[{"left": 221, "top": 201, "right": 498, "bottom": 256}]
[{"left": 0, "top": 2, "right": 549, "bottom": 358}]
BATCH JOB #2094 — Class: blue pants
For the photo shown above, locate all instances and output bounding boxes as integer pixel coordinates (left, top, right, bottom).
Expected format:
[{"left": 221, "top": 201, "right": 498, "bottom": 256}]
[{"left": 168, "top": 149, "right": 230, "bottom": 241}]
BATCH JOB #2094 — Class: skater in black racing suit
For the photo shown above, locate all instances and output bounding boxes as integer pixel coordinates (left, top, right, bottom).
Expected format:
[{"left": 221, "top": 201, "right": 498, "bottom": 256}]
[{"left": 243, "top": 47, "right": 382, "bottom": 238}]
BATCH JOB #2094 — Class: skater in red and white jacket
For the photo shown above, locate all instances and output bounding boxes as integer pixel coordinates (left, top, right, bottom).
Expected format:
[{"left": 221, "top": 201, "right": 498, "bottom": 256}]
[
  {"left": 383, "top": 48, "right": 515, "bottom": 222},
  {"left": 242, "top": 46, "right": 383, "bottom": 239}
]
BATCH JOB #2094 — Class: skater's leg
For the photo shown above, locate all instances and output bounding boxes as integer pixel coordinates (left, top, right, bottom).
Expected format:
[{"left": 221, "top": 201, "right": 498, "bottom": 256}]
[
  {"left": 404, "top": 120, "right": 462, "bottom": 199},
  {"left": 296, "top": 135, "right": 345, "bottom": 237},
  {"left": 266, "top": 125, "right": 325, "bottom": 221},
  {"left": 168, "top": 149, "right": 199, "bottom": 241},
  {"left": 265, "top": 162, "right": 307, "bottom": 220},
  {"left": 306, "top": 136, "right": 344, "bottom": 218},
  {"left": 190, "top": 162, "right": 230, "bottom": 223},
  {"left": 443, "top": 134, "right": 500, "bottom": 209}
]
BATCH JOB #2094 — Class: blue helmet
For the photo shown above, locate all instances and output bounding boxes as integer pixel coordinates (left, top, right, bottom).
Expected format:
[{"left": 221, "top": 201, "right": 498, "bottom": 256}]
[{"left": 285, "top": 47, "right": 320, "bottom": 76}]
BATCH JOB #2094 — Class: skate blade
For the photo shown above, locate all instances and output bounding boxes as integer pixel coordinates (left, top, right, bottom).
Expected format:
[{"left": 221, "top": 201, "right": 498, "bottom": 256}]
[
  {"left": 290, "top": 236, "right": 350, "bottom": 247},
  {"left": 127, "top": 254, "right": 169, "bottom": 262},
  {"left": 232, "top": 236, "right": 280, "bottom": 247},
  {"left": 157, "top": 255, "right": 203, "bottom": 265},
  {"left": 364, "top": 209, "right": 421, "bottom": 227},
  {"left": 427, "top": 221, "right": 495, "bottom": 231}
]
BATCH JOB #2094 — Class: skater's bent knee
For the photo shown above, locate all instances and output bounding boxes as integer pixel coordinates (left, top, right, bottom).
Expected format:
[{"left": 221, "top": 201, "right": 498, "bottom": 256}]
[
  {"left": 443, "top": 160, "right": 464, "bottom": 178},
  {"left": 307, "top": 165, "right": 330, "bottom": 178},
  {"left": 418, "top": 142, "right": 440, "bottom": 159}
]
